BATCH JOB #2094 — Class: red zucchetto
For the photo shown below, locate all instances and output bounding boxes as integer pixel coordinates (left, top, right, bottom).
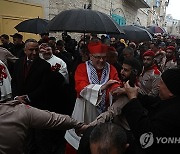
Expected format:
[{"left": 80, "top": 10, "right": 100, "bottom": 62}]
[
  {"left": 143, "top": 50, "right": 155, "bottom": 57},
  {"left": 88, "top": 41, "right": 108, "bottom": 54}
]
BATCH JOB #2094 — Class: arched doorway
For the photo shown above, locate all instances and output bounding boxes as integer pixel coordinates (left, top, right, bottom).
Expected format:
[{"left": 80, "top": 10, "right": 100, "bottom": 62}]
[{"left": 111, "top": 8, "right": 126, "bottom": 26}]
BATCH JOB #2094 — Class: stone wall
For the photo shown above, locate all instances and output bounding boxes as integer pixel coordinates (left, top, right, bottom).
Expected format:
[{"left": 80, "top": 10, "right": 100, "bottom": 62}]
[
  {"left": 49, "top": 0, "right": 90, "bottom": 19},
  {"left": 92, "top": 0, "right": 148, "bottom": 26},
  {"left": 17, "top": 0, "right": 149, "bottom": 26},
  {"left": 122, "top": 2, "right": 137, "bottom": 25},
  {"left": 19, "top": 0, "right": 90, "bottom": 20},
  {"left": 13, "top": 0, "right": 150, "bottom": 39},
  {"left": 136, "top": 9, "right": 148, "bottom": 26}
]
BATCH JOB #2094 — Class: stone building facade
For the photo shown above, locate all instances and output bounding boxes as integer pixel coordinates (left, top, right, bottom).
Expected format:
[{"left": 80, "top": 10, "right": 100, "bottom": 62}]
[
  {"left": 21, "top": 0, "right": 90, "bottom": 20},
  {"left": 165, "top": 14, "right": 180, "bottom": 36},
  {"left": 1, "top": 0, "right": 170, "bottom": 38},
  {"left": 4, "top": 0, "right": 170, "bottom": 27},
  {"left": 146, "top": 0, "right": 169, "bottom": 27},
  {"left": 19, "top": 0, "right": 150, "bottom": 26}
]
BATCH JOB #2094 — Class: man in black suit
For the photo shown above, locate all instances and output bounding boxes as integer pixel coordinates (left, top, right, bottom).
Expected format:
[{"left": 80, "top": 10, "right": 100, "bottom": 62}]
[
  {"left": 12, "top": 39, "right": 77, "bottom": 154},
  {"left": 11, "top": 38, "right": 51, "bottom": 109},
  {"left": 11, "top": 39, "right": 53, "bottom": 154}
]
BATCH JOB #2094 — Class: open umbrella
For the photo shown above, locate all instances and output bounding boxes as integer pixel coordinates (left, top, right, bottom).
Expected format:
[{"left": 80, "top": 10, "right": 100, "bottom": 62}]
[
  {"left": 134, "top": 24, "right": 154, "bottom": 36},
  {"left": 120, "top": 25, "right": 153, "bottom": 42},
  {"left": 147, "top": 26, "right": 166, "bottom": 34},
  {"left": 47, "top": 9, "right": 124, "bottom": 34},
  {"left": 15, "top": 17, "right": 49, "bottom": 34}
]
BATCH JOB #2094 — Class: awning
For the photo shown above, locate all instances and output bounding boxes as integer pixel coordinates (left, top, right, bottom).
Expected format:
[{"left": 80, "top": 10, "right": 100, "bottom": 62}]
[{"left": 125, "top": 0, "right": 150, "bottom": 8}]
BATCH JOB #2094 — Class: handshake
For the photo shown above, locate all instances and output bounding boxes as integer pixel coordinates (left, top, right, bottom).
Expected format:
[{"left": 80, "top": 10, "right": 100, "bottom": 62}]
[
  {"left": 14, "top": 95, "right": 30, "bottom": 104},
  {"left": 75, "top": 123, "right": 89, "bottom": 137}
]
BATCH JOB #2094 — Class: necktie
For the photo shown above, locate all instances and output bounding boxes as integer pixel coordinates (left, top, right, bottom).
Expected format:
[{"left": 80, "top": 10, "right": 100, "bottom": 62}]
[
  {"left": 26, "top": 60, "right": 32, "bottom": 67},
  {"left": 24, "top": 60, "right": 32, "bottom": 78}
]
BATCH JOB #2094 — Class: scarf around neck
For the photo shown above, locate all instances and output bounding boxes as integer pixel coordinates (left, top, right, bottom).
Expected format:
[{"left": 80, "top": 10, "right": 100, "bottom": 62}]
[{"left": 86, "top": 60, "right": 110, "bottom": 113}]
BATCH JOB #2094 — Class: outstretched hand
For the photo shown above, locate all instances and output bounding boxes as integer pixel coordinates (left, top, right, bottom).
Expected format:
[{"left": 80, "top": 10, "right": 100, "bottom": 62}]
[
  {"left": 124, "top": 81, "right": 138, "bottom": 100},
  {"left": 111, "top": 87, "right": 126, "bottom": 97},
  {"left": 101, "top": 80, "right": 120, "bottom": 91},
  {"left": 15, "top": 95, "right": 29, "bottom": 104},
  {"left": 75, "top": 124, "right": 89, "bottom": 137}
]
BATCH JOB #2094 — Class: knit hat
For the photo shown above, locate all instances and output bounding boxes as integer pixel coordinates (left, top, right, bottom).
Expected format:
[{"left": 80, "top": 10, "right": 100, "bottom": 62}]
[
  {"left": 161, "top": 68, "right": 180, "bottom": 96},
  {"left": 88, "top": 41, "right": 108, "bottom": 54},
  {"left": 166, "top": 46, "right": 175, "bottom": 52},
  {"left": 143, "top": 50, "right": 155, "bottom": 57}
]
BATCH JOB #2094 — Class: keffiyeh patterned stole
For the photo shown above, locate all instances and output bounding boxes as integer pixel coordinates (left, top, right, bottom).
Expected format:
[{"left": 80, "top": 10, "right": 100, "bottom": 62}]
[{"left": 86, "top": 60, "right": 110, "bottom": 113}]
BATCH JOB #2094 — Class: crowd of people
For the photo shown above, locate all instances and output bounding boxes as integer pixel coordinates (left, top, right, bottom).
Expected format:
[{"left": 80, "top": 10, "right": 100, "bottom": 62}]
[{"left": 0, "top": 31, "right": 180, "bottom": 154}]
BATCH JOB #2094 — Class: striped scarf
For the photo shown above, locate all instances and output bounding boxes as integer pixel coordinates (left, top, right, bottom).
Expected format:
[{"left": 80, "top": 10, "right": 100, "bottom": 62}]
[{"left": 86, "top": 60, "right": 110, "bottom": 113}]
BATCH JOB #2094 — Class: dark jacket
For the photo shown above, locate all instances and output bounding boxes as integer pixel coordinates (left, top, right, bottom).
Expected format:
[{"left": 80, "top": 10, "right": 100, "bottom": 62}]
[
  {"left": 0, "top": 42, "right": 14, "bottom": 54},
  {"left": 11, "top": 43, "right": 25, "bottom": 58},
  {"left": 122, "top": 95, "right": 180, "bottom": 153},
  {"left": 11, "top": 56, "right": 51, "bottom": 109}
]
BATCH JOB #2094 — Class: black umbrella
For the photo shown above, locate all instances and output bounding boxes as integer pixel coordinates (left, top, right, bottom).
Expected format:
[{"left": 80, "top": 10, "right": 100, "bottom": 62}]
[
  {"left": 147, "top": 26, "right": 166, "bottom": 34},
  {"left": 120, "top": 25, "right": 153, "bottom": 42},
  {"left": 15, "top": 17, "right": 49, "bottom": 34},
  {"left": 47, "top": 9, "right": 124, "bottom": 34},
  {"left": 134, "top": 24, "right": 154, "bottom": 36}
]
